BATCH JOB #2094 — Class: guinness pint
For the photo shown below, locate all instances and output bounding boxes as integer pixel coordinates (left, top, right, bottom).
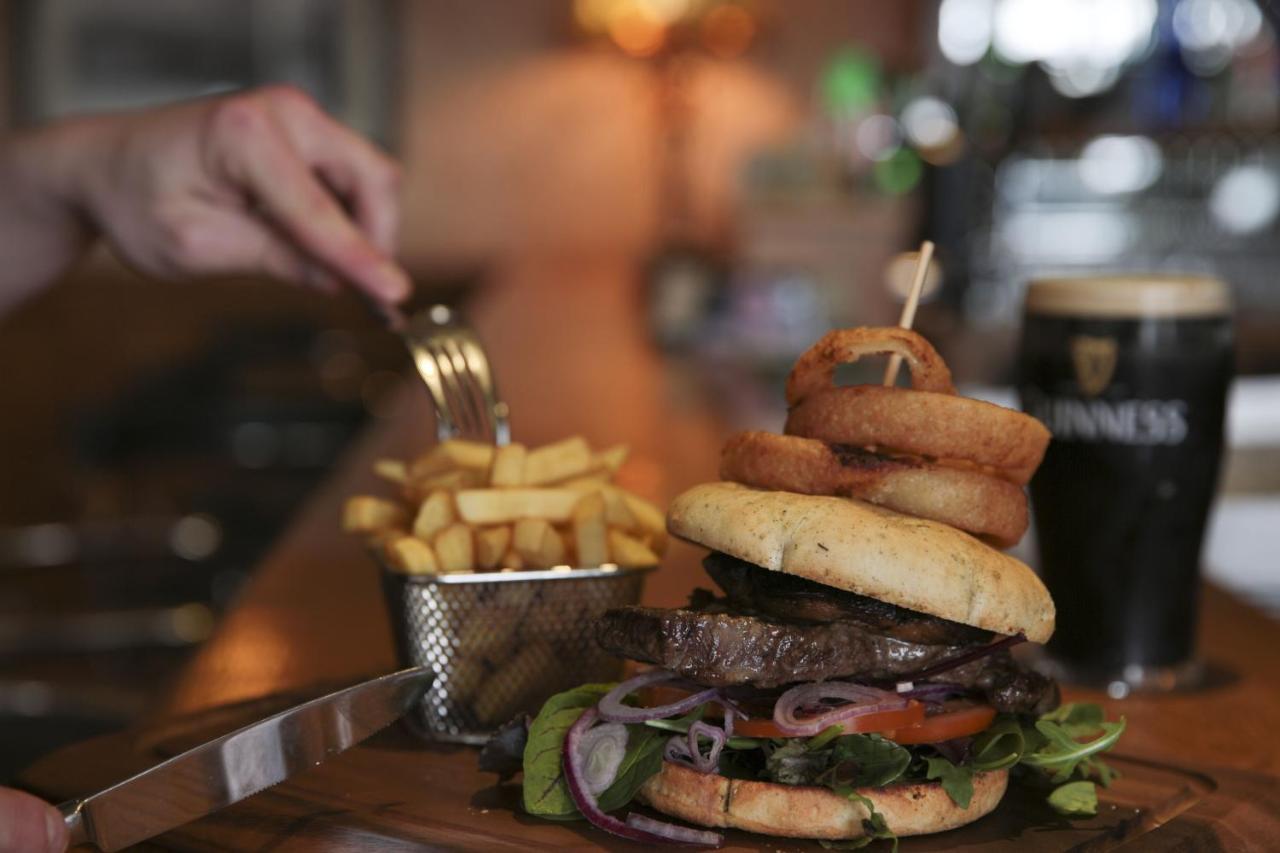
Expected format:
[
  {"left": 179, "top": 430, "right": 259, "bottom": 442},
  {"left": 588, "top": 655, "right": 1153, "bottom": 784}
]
[{"left": 1018, "top": 276, "right": 1233, "bottom": 692}]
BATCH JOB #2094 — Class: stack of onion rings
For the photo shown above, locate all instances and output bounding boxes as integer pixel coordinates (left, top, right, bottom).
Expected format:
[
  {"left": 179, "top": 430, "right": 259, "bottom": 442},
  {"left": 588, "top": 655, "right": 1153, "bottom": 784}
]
[
  {"left": 785, "top": 386, "right": 1049, "bottom": 486},
  {"left": 720, "top": 432, "right": 1028, "bottom": 547},
  {"left": 720, "top": 327, "right": 1051, "bottom": 548}
]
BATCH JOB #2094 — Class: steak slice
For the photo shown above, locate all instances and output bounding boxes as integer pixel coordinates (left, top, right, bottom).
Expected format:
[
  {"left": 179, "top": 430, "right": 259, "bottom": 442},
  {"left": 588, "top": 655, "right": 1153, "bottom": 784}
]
[
  {"left": 598, "top": 605, "right": 960, "bottom": 688},
  {"left": 596, "top": 606, "right": 1056, "bottom": 713},
  {"left": 703, "top": 552, "right": 993, "bottom": 645}
]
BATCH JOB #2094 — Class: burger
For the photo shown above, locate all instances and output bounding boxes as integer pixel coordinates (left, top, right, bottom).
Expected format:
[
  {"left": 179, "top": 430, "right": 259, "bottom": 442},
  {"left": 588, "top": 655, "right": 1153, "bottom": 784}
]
[{"left": 483, "top": 328, "right": 1125, "bottom": 847}]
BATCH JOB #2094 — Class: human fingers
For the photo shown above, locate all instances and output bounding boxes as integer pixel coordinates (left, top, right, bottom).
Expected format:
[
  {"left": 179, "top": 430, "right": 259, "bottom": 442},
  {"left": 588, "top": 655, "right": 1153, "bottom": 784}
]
[
  {"left": 0, "top": 788, "right": 67, "bottom": 853},
  {"left": 261, "top": 87, "right": 403, "bottom": 256},
  {"left": 155, "top": 204, "right": 348, "bottom": 292},
  {"left": 201, "top": 93, "right": 409, "bottom": 303}
]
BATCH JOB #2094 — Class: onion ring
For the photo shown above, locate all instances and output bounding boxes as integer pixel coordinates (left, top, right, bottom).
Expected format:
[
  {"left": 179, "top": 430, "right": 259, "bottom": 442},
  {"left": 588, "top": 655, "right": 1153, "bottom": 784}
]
[
  {"left": 786, "top": 386, "right": 1050, "bottom": 485},
  {"left": 785, "top": 327, "right": 955, "bottom": 406},
  {"left": 720, "top": 431, "right": 1028, "bottom": 547}
]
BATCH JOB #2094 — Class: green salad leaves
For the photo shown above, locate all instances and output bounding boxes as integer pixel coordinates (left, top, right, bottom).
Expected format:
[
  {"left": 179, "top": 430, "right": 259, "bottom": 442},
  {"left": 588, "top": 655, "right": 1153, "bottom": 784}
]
[
  {"left": 512, "top": 685, "right": 1126, "bottom": 847},
  {"left": 521, "top": 683, "right": 666, "bottom": 818}
]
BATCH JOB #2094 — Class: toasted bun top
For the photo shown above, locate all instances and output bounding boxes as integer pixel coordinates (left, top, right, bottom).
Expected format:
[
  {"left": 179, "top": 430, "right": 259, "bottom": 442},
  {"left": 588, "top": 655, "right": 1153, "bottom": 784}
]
[
  {"left": 667, "top": 482, "right": 1054, "bottom": 642},
  {"left": 638, "top": 762, "right": 1008, "bottom": 840}
]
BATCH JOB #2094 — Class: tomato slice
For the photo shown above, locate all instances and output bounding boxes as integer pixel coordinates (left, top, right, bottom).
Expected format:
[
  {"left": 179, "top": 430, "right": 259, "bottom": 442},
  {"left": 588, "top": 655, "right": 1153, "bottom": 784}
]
[
  {"left": 885, "top": 701, "right": 997, "bottom": 745},
  {"left": 638, "top": 686, "right": 927, "bottom": 738},
  {"left": 635, "top": 685, "right": 992, "bottom": 743},
  {"left": 734, "top": 702, "right": 926, "bottom": 739}
]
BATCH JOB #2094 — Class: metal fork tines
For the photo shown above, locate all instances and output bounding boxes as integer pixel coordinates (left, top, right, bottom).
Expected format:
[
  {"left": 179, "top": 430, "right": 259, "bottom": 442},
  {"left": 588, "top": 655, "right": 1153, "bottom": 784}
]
[{"left": 402, "top": 305, "right": 510, "bottom": 445}]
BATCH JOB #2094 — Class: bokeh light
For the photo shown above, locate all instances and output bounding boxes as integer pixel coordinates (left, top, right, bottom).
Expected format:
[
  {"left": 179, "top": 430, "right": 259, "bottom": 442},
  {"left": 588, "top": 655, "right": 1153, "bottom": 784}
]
[
  {"left": 874, "top": 147, "right": 923, "bottom": 195},
  {"left": 938, "top": 0, "right": 995, "bottom": 65},
  {"left": 1078, "top": 135, "right": 1163, "bottom": 195},
  {"left": 901, "top": 96, "right": 959, "bottom": 150},
  {"left": 991, "top": 0, "right": 1157, "bottom": 97},
  {"left": 884, "top": 252, "right": 944, "bottom": 302},
  {"left": 1209, "top": 164, "right": 1280, "bottom": 234},
  {"left": 854, "top": 114, "right": 901, "bottom": 162},
  {"left": 821, "top": 48, "right": 880, "bottom": 117},
  {"left": 608, "top": 4, "right": 668, "bottom": 57},
  {"left": 1173, "top": 0, "right": 1265, "bottom": 75}
]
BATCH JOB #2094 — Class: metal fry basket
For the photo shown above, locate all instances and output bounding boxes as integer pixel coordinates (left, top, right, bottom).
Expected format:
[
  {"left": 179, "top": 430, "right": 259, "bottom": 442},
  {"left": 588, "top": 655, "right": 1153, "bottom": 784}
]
[{"left": 380, "top": 564, "right": 652, "bottom": 744}]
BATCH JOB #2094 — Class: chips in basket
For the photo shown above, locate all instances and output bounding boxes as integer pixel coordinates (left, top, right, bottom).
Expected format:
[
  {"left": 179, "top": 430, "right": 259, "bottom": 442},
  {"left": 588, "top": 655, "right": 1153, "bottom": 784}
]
[{"left": 344, "top": 437, "right": 664, "bottom": 573}]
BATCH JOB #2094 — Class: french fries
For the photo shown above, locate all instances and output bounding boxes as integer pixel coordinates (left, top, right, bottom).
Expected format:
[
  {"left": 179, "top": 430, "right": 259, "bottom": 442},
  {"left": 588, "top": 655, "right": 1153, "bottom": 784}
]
[
  {"left": 572, "top": 493, "right": 609, "bottom": 568},
  {"left": 593, "top": 443, "right": 629, "bottom": 474},
  {"left": 409, "top": 439, "right": 494, "bottom": 480},
  {"left": 489, "top": 443, "right": 527, "bottom": 487},
  {"left": 345, "top": 435, "right": 665, "bottom": 575},
  {"left": 523, "top": 436, "right": 593, "bottom": 485},
  {"left": 513, "top": 518, "right": 567, "bottom": 568},
  {"left": 373, "top": 459, "right": 407, "bottom": 484},
  {"left": 383, "top": 535, "right": 439, "bottom": 575},
  {"left": 608, "top": 529, "right": 660, "bottom": 567},
  {"left": 343, "top": 496, "right": 406, "bottom": 533},
  {"left": 433, "top": 523, "right": 475, "bottom": 573},
  {"left": 475, "top": 525, "right": 512, "bottom": 569},
  {"left": 412, "top": 490, "right": 456, "bottom": 541},
  {"left": 455, "top": 488, "right": 581, "bottom": 524}
]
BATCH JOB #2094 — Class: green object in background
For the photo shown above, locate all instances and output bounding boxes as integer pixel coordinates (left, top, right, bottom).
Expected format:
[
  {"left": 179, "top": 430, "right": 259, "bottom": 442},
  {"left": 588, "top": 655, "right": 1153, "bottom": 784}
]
[
  {"left": 821, "top": 47, "right": 880, "bottom": 116},
  {"left": 873, "top": 147, "right": 922, "bottom": 194}
]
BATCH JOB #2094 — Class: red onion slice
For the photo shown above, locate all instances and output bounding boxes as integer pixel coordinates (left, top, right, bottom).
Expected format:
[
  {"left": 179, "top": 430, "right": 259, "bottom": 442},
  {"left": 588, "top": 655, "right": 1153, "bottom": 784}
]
[
  {"left": 573, "top": 721, "right": 629, "bottom": 795},
  {"left": 563, "top": 706, "right": 723, "bottom": 847},
  {"left": 664, "top": 720, "right": 728, "bottom": 774},
  {"left": 773, "top": 682, "right": 909, "bottom": 736},
  {"left": 597, "top": 670, "right": 721, "bottom": 724},
  {"left": 627, "top": 813, "right": 724, "bottom": 847},
  {"left": 687, "top": 721, "right": 726, "bottom": 772}
]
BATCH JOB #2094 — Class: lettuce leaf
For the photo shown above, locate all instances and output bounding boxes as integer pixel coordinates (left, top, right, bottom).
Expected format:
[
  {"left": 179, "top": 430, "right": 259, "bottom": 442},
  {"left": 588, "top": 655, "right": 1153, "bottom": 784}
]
[
  {"left": 522, "top": 684, "right": 612, "bottom": 817},
  {"left": 923, "top": 756, "right": 974, "bottom": 809},
  {"left": 970, "top": 716, "right": 1025, "bottom": 771},
  {"left": 820, "top": 734, "right": 913, "bottom": 789},
  {"left": 1047, "top": 780, "right": 1098, "bottom": 816},
  {"left": 520, "top": 683, "right": 666, "bottom": 819}
]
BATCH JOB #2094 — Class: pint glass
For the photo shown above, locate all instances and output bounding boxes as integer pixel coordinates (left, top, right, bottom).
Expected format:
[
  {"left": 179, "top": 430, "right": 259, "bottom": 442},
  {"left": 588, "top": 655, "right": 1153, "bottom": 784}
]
[{"left": 1018, "top": 276, "right": 1234, "bottom": 692}]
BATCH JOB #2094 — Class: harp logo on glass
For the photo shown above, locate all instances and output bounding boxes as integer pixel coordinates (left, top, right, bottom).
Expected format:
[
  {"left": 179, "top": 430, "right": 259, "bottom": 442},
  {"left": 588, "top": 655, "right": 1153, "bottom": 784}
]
[{"left": 1070, "top": 335, "right": 1117, "bottom": 397}]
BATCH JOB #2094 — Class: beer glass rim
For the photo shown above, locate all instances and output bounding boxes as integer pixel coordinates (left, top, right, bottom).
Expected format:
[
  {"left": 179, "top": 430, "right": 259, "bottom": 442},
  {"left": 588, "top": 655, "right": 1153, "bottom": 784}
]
[{"left": 1025, "top": 274, "right": 1231, "bottom": 319}]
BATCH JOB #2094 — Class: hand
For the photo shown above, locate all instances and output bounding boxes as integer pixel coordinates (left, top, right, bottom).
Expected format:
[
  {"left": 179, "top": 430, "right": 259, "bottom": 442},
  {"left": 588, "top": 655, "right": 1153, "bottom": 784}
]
[
  {"left": 0, "top": 787, "right": 66, "bottom": 853},
  {"left": 0, "top": 85, "right": 408, "bottom": 312}
]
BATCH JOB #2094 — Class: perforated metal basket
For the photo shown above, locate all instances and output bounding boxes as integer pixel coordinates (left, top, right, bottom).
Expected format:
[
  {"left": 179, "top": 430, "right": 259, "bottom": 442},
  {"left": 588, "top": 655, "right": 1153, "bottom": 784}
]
[{"left": 379, "top": 565, "right": 652, "bottom": 744}]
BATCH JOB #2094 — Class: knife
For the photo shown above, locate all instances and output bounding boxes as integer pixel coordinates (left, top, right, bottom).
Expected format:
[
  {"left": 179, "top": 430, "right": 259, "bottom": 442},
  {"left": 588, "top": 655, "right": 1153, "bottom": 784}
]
[{"left": 57, "top": 666, "right": 433, "bottom": 851}]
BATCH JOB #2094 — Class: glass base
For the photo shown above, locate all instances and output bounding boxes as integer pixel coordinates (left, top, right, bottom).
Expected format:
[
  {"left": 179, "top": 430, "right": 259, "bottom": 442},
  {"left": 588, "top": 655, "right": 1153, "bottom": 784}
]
[{"left": 1033, "top": 653, "right": 1205, "bottom": 699}]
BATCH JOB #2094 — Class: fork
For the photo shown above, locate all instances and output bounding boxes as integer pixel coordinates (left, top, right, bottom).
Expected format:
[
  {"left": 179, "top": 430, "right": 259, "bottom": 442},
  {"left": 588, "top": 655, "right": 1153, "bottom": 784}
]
[{"left": 382, "top": 302, "right": 510, "bottom": 445}]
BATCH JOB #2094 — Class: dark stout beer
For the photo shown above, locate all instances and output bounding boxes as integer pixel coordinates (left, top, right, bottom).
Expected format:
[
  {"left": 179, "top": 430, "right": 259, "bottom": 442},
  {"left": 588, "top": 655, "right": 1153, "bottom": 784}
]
[{"left": 1018, "top": 276, "right": 1233, "bottom": 691}]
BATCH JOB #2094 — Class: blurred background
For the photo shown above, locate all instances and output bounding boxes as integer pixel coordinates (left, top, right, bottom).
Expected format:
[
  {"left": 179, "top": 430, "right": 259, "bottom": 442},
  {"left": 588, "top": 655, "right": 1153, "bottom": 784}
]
[{"left": 1, "top": 0, "right": 1278, "bottom": 780}]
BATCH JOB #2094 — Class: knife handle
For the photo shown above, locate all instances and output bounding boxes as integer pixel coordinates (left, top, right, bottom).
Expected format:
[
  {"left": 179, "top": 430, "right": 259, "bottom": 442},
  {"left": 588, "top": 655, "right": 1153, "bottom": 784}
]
[{"left": 58, "top": 800, "right": 91, "bottom": 849}]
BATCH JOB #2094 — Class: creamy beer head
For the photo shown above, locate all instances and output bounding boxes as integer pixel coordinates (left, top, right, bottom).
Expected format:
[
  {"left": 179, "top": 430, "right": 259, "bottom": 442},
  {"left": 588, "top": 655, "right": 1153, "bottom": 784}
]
[{"left": 1026, "top": 275, "right": 1231, "bottom": 319}]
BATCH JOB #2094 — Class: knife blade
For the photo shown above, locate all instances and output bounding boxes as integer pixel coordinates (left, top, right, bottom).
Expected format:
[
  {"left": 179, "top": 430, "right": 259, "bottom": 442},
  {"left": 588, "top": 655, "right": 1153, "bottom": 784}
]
[{"left": 57, "top": 666, "right": 432, "bottom": 851}]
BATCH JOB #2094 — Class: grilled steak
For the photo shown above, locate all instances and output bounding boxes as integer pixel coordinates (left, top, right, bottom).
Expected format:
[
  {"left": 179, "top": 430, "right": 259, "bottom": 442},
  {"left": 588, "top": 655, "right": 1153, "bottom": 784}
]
[
  {"left": 597, "top": 605, "right": 1055, "bottom": 713},
  {"left": 703, "top": 552, "right": 994, "bottom": 645}
]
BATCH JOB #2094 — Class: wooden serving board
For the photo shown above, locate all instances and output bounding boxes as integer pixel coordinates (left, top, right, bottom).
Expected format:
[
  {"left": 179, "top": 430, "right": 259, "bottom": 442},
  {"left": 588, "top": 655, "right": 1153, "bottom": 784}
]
[{"left": 22, "top": 684, "right": 1263, "bottom": 852}]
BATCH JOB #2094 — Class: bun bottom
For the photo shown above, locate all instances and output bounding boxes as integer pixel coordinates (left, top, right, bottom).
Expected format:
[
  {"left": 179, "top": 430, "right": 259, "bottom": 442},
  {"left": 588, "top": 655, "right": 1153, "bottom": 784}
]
[{"left": 637, "top": 762, "right": 1008, "bottom": 840}]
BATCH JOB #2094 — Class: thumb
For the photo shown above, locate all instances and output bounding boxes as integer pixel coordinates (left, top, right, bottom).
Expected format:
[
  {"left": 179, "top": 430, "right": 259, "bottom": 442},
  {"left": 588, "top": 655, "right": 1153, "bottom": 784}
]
[{"left": 0, "top": 788, "right": 67, "bottom": 853}]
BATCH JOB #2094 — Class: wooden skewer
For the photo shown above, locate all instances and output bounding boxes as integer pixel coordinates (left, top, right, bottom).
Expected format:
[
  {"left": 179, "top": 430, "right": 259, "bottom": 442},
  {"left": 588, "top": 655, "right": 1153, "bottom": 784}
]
[{"left": 883, "top": 240, "right": 935, "bottom": 386}]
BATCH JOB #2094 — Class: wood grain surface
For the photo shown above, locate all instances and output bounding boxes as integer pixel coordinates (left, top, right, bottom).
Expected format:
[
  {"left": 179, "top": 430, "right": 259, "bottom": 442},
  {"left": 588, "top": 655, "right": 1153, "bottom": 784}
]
[{"left": 20, "top": 259, "right": 1280, "bottom": 850}]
